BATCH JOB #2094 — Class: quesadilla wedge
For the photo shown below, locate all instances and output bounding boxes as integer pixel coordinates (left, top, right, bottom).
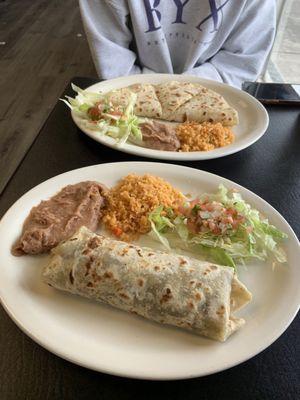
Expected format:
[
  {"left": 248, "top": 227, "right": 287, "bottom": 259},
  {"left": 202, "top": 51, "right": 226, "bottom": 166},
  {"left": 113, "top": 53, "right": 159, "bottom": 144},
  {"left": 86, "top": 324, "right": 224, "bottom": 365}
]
[
  {"left": 170, "top": 85, "right": 239, "bottom": 126},
  {"left": 108, "top": 84, "right": 162, "bottom": 119}
]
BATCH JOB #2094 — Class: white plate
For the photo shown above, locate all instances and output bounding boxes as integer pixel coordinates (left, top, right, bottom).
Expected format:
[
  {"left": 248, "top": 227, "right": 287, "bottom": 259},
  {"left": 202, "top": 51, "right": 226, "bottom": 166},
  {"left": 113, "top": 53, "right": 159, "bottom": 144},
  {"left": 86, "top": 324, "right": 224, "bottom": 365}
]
[
  {"left": 71, "top": 74, "right": 269, "bottom": 160},
  {"left": 0, "top": 162, "right": 299, "bottom": 380}
]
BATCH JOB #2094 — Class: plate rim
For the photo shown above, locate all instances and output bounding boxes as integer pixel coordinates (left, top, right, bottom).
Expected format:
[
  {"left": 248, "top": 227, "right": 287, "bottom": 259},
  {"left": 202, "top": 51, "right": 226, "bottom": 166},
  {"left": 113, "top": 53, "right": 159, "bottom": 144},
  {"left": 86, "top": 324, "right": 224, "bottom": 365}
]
[
  {"left": 0, "top": 161, "right": 299, "bottom": 380},
  {"left": 71, "top": 74, "right": 269, "bottom": 161}
]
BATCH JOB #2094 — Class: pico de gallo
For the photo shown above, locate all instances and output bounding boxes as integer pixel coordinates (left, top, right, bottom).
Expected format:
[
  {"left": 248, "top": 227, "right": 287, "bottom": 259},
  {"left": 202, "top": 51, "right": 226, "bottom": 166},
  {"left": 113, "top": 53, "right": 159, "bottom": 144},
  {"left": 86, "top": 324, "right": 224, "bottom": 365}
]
[{"left": 149, "top": 185, "right": 287, "bottom": 269}]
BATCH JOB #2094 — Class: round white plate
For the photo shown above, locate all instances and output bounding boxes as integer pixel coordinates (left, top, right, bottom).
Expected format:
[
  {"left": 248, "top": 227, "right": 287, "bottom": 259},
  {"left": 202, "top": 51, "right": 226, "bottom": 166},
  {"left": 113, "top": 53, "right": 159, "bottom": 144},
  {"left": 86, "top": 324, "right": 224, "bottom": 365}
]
[
  {"left": 0, "top": 162, "right": 299, "bottom": 380},
  {"left": 71, "top": 74, "right": 269, "bottom": 161}
]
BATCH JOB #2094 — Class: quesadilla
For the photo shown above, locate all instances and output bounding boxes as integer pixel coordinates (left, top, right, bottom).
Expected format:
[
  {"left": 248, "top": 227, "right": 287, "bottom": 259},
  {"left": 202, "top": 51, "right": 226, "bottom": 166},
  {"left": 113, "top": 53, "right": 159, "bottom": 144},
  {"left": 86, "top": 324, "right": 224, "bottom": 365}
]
[
  {"left": 169, "top": 84, "right": 239, "bottom": 126},
  {"left": 154, "top": 81, "right": 199, "bottom": 120},
  {"left": 107, "top": 83, "right": 162, "bottom": 119},
  {"left": 108, "top": 81, "right": 239, "bottom": 126},
  {"left": 43, "top": 226, "right": 252, "bottom": 342}
]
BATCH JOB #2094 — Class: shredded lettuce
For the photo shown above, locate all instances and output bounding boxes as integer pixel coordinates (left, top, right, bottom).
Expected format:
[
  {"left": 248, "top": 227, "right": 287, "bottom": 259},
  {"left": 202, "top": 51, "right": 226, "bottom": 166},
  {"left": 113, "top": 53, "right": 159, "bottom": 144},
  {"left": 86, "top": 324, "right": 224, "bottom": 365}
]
[
  {"left": 61, "top": 84, "right": 143, "bottom": 147},
  {"left": 148, "top": 185, "right": 288, "bottom": 269}
]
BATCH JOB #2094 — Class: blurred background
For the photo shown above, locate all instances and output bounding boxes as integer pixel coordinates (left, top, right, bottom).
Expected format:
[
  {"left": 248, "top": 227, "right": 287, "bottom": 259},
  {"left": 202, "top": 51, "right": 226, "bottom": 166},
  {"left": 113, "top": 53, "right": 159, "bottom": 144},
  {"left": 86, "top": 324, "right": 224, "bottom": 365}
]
[
  {"left": 263, "top": 0, "right": 300, "bottom": 82},
  {"left": 0, "top": 0, "right": 299, "bottom": 185}
]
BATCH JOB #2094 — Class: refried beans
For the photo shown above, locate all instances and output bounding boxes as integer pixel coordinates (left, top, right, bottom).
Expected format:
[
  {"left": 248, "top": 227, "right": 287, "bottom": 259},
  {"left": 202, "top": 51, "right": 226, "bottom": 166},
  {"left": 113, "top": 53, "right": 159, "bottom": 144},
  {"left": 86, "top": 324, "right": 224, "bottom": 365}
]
[
  {"left": 140, "top": 121, "right": 180, "bottom": 151},
  {"left": 12, "top": 181, "right": 106, "bottom": 256}
]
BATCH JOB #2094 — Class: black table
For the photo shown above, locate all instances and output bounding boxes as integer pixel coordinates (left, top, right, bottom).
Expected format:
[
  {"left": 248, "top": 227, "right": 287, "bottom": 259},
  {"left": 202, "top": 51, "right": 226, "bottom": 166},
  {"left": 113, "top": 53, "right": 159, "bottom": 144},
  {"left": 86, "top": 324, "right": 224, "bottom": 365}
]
[{"left": 1, "top": 78, "right": 299, "bottom": 400}]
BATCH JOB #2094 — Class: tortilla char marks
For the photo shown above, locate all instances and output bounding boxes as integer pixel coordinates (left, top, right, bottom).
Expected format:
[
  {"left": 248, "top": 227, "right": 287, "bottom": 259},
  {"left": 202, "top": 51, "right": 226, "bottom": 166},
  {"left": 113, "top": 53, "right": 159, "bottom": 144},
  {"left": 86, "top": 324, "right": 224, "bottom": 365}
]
[
  {"left": 194, "top": 291, "right": 202, "bottom": 301},
  {"left": 91, "top": 269, "right": 102, "bottom": 282},
  {"left": 136, "top": 248, "right": 143, "bottom": 257},
  {"left": 187, "top": 300, "right": 196, "bottom": 310},
  {"left": 179, "top": 257, "right": 188, "bottom": 267},
  {"left": 204, "top": 286, "right": 212, "bottom": 295},
  {"left": 203, "top": 265, "right": 217, "bottom": 276},
  {"left": 189, "top": 280, "right": 198, "bottom": 289},
  {"left": 137, "top": 278, "right": 144, "bottom": 287},
  {"left": 87, "top": 236, "right": 102, "bottom": 249},
  {"left": 103, "top": 271, "right": 114, "bottom": 279},
  {"left": 84, "top": 255, "right": 95, "bottom": 276},
  {"left": 69, "top": 269, "right": 74, "bottom": 284},
  {"left": 216, "top": 305, "right": 226, "bottom": 316},
  {"left": 82, "top": 238, "right": 97, "bottom": 256},
  {"left": 178, "top": 320, "right": 192, "bottom": 329},
  {"left": 119, "top": 247, "right": 129, "bottom": 256},
  {"left": 160, "top": 287, "right": 173, "bottom": 304},
  {"left": 154, "top": 265, "right": 160, "bottom": 272},
  {"left": 119, "top": 292, "right": 130, "bottom": 301}
]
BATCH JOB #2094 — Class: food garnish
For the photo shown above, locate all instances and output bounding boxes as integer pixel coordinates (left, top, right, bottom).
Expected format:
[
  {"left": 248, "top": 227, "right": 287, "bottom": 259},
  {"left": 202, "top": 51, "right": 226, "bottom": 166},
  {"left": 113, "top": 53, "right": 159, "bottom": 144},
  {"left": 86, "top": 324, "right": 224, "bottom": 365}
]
[
  {"left": 62, "top": 84, "right": 143, "bottom": 146},
  {"left": 149, "top": 185, "right": 287, "bottom": 268}
]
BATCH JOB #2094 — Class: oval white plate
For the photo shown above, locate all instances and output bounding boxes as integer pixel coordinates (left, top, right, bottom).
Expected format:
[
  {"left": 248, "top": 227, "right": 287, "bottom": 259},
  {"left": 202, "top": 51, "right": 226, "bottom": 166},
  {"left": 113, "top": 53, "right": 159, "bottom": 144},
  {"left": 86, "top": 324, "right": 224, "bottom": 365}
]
[
  {"left": 71, "top": 74, "right": 269, "bottom": 160},
  {"left": 0, "top": 162, "right": 299, "bottom": 380}
]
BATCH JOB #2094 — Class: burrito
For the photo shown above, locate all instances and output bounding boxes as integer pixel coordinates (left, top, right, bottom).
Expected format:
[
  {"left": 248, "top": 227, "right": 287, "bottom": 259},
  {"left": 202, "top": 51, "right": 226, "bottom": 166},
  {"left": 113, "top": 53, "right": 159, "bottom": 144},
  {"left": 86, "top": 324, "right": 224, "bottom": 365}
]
[{"left": 43, "top": 227, "right": 252, "bottom": 341}]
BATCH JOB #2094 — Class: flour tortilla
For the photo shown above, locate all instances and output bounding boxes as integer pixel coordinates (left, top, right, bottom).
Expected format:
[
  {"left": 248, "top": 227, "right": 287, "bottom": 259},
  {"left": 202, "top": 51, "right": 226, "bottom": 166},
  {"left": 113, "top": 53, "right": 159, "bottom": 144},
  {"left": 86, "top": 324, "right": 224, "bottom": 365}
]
[
  {"left": 169, "top": 85, "right": 239, "bottom": 125},
  {"left": 43, "top": 227, "right": 251, "bottom": 342},
  {"left": 107, "top": 84, "right": 162, "bottom": 119},
  {"left": 108, "top": 81, "right": 238, "bottom": 126},
  {"left": 154, "top": 81, "right": 199, "bottom": 120},
  {"left": 129, "top": 83, "right": 162, "bottom": 118}
]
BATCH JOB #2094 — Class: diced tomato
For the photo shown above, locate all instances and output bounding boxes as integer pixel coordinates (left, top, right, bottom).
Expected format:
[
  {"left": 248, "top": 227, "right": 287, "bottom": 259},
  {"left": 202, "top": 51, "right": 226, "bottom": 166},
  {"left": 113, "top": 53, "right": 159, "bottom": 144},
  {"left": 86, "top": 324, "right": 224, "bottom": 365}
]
[
  {"left": 205, "top": 203, "right": 214, "bottom": 212},
  {"left": 112, "top": 227, "right": 123, "bottom": 237},
  {"left": 212, "top": 227, "right": 222, "bottom": 235},
  {"left": 110, "top": 110, "right": 123, "bottom": 116},
  {"left": 178, "top": 205, "right": 188, "bottom": 215},
  {"left": 208, "top": 221, "right": 216, "bottom": 231},
  {"left": 224, "top": 216, "right": 233, "bottom": 225},
  {"left": 187, "top": 220, "right": 197, "bottom": 233},
  {"left": 225, "top": 208, "right": 236, "bottom": 216},
  {"left": 88, "top": 107, "right": 101, "bottom": 121},
  {"left": 97, "top": 103, "right": 104, "bottom": 112},
  {"left": 189, "top": 198, "right": 200, "bottom": 208}
]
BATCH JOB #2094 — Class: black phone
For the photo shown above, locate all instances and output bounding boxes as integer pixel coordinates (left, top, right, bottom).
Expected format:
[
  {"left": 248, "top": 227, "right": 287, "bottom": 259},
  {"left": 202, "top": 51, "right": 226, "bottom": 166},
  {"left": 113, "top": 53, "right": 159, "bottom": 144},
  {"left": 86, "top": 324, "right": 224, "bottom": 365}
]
[{"left": 242, "top": 82, "right": 300, "bottom": 105}]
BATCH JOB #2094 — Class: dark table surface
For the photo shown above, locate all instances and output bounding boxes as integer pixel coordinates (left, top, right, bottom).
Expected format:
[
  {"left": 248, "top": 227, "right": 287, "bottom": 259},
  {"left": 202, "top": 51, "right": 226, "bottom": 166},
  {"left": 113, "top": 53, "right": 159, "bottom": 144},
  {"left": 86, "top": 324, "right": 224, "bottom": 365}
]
[{"left": 0, "top": 78, "right": 299, "bottom": 400}]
